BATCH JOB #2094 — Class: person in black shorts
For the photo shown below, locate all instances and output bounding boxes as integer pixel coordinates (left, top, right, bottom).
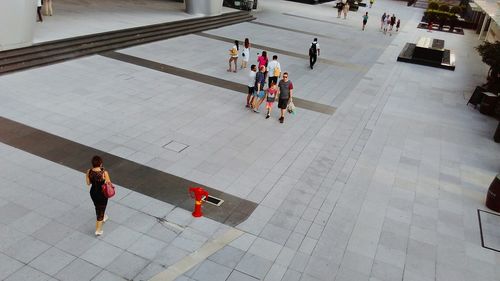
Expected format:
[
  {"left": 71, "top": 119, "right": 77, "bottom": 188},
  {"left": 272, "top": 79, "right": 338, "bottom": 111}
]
[
  {"left": 246, "top": 64, "right": 257, "bottom": 108},
  {"left": 277, "top": 72, "right": 294, "bottom": 123}
]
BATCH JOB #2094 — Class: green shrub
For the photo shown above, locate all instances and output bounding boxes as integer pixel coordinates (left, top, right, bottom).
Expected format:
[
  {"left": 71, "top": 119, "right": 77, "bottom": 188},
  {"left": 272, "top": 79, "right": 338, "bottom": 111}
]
[
  {"left": 425, "top": 9, "right": 454, "bottom": 22},
  {"left": 428, "top": 1, "right": 439, "bottom": 9},
  {"left": 438, "top": 3, "right": 450, "bottom": 12},
  {"left": 450, "top": 6, "right": 461, "bottom": 14}
]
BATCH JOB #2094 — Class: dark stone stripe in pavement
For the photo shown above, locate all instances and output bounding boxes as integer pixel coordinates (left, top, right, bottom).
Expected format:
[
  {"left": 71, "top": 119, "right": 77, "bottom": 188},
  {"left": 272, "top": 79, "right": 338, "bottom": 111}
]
[
  {"left": 282, "top": 12, "right": 343, "bottom": 26},
  {"left": 100, "top": 51, "right": 336, "bottom": 115},
  {"left": 250, "top": 21, "right": 385, "bottom": 50},
  {"left": 249, "top": 21, "right": 342, "bottom": 40},
  {"left": 195, "top": 32, "right": 368, "bottom": 73},
  {"left": 0, "top": 116, "right": 257, "bottom": 227}
]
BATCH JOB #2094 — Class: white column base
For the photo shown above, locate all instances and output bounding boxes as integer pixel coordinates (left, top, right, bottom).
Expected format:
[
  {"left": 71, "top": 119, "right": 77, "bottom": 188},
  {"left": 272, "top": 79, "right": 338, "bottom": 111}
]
[{"left": 0, "top": 0, "right": 36, "bottom": 51}]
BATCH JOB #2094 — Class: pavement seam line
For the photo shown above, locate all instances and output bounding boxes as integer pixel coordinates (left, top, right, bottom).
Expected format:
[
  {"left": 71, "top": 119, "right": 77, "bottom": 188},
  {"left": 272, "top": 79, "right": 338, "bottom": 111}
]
[
  {"left": 196, "top": 32, "right": 368, "bottom": 72},
  {"left": 100, "top": 51, "right": 336, "bottom": 115},
  {"left": 149, "top": 227, "right": 243, "bottom": 281},
  {"left": 249, "top": 21, "right": 385, "bottom": 50}
]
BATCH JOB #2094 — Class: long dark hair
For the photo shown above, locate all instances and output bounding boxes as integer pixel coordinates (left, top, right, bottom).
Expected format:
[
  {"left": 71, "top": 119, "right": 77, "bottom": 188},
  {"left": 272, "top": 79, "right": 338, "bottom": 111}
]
[
  {"left": 244, "top": 38, "right": 250, "bottom": 49},
  {"left": 262, "top": 50, "right": 267, "bottom": 58},
  {"left": 234, "top": 40, "right": 239, "bottom": 51}
]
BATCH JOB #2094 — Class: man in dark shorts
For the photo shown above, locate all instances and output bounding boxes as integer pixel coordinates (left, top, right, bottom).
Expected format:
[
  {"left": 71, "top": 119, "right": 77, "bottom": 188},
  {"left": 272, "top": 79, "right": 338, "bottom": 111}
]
[
  {"left": 246, "top": 64, "right": 257, "bottom": 108},
  {"left": 277, "top": 72, "right": 293, "bottom": 123}
]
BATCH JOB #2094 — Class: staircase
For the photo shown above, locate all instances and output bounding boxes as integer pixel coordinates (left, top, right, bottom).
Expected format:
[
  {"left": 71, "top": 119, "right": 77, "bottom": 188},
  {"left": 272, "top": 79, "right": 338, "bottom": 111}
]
[{"left": 0, "top": 11, "right": 254, "bottom": 75}]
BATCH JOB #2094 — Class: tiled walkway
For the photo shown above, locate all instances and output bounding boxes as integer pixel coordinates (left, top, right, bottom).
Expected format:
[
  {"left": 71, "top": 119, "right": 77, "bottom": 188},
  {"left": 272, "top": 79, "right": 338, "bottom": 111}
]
[
  {"left": 1, "top": 0, "right": 500, "bottom": 280},
  {"left": 33, "top": 0, "right": 235, "bottom": 43}
]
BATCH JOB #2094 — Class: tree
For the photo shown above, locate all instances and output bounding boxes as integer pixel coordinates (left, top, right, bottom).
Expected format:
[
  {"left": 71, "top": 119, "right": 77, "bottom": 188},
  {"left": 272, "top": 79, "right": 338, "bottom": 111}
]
[{"left": 476, "top": 41, "right": 500, "bottom": 93}]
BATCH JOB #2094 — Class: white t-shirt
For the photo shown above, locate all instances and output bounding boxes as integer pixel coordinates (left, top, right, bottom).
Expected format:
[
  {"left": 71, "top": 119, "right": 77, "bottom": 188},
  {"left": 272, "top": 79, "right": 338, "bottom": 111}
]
[
  {"left": 37, "top": 0, "right": 42, "bottom": 6},
  {"left": 247, "top": 71, "right": 256, "bottom": 87},
  {"left": 267, "top": 60, "right": 281, "bottom": 77}
]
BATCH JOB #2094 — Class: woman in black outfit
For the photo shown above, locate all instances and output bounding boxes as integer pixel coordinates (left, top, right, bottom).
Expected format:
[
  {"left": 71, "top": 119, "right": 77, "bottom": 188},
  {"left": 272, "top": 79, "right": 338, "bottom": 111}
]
[{"left": 85, "top": 155, "right": 111, "bottom": 236}]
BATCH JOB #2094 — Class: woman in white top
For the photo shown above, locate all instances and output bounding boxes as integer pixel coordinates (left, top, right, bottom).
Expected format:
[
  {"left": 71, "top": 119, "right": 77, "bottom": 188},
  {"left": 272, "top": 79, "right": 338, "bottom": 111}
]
[
  {"left": 227, "top": 40, "right": 239, "bottom": 73},
  {"left": 241, "top": 38, "right": 250, "bottom": 69},
  {"left": 37, "top": 0, "right": 43, "bottom": 22}
]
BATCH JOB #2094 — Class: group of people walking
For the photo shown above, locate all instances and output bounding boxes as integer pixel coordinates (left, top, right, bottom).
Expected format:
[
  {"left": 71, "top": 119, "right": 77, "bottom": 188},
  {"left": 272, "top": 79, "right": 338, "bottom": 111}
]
[
  {"left": 360, "top": 12, "right": 401, "bottom": 33},
  {"left": 228, "top": 38, "right": 295, "bottom": 124},
  {"left": 381, "top": 12, "right": 401, "bottom": 35}
]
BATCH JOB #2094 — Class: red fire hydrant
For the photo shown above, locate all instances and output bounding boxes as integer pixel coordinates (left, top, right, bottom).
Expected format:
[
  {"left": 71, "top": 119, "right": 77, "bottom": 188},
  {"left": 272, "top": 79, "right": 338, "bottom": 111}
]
[{"left": 189, "top": 187, "right": 209, "bottom": 217}]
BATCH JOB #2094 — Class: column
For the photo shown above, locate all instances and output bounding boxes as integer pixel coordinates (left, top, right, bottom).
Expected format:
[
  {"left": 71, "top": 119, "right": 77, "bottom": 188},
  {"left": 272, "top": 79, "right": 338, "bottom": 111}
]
[
  {"left": 479, "top": 14, "right": 490, "bottom": 40},
  {"left": 185, "top": 0, "right": 224, "bottom": 16},
  {"left": 0, "top": 0, "right": 36, "bottom": 51}
]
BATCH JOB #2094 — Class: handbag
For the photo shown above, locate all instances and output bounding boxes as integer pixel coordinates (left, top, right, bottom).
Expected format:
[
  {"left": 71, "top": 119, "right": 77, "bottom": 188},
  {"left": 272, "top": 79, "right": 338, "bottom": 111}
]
[
  {"left": 287, "top": 101, "right": 296, "bottom": 114},
  {"left": 102, "top": 182, "right": 115, "bottom": 198},
  {"left": 100, "top": 169, "right": 115, "bottom": 198}
]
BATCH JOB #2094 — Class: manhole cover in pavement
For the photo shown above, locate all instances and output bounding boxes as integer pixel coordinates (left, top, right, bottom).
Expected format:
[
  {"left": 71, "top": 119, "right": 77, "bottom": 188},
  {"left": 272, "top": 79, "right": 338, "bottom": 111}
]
[
  {"left": 163, "top": 141, "right": 189, "bottom": 153},
  {"left": 478, "top": 209, "right": 500, "bottom": 252}
]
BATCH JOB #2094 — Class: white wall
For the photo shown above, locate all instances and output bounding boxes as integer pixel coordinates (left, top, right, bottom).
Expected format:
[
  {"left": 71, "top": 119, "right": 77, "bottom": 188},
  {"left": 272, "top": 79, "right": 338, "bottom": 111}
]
[{"left": 0, "top": 0, "right": 36, "bottom": 51}]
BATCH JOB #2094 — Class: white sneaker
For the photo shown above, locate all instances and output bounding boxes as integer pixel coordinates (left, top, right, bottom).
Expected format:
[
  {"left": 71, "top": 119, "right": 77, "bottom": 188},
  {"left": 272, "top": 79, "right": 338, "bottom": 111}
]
[
  {"left": 103, "top": 214, "right": 108, "bottom": 223},
  {"left": 95, "top": 230, "right": 103, "bottom": 236}
]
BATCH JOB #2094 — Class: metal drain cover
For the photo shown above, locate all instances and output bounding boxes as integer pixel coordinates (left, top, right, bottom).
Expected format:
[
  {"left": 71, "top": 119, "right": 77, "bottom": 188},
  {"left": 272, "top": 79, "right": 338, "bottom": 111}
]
[
  {"left": 478, "top": 209, "right": 500, "bottom": 252},
  {"left": 163, "top": 141, "right": 188, "bottom": 153},
  {"left": 202, "top": 195, "right": 224, "bottom": 206}
]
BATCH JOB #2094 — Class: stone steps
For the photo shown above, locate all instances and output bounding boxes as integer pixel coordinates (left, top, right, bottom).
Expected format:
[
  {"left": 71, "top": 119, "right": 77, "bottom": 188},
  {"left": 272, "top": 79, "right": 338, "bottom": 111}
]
[{"left": 0, "top": 11, "right": 254, "bottom": 75}]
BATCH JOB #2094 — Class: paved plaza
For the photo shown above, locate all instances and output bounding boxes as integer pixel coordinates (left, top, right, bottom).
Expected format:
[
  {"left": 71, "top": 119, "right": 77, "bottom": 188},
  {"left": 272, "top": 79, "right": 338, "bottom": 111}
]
[{"left": 1, "top": 0, "right": 500, "bottom": 280}]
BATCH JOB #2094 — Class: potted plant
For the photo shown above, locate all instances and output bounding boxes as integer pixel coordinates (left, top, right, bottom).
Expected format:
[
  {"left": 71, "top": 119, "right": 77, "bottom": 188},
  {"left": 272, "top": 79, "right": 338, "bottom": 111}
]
[
  {"left": 476, "top": 41, "right": 500, "bottom": 94},
  {"left": 476, "top": 41, "right": 500, "bottom": 142}
]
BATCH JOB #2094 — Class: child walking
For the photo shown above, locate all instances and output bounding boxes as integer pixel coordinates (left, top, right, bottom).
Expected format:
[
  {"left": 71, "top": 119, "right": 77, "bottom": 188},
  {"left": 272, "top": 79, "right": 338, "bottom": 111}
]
[{"left": 265, "top": 82, "right": 279, "bottom": 119}]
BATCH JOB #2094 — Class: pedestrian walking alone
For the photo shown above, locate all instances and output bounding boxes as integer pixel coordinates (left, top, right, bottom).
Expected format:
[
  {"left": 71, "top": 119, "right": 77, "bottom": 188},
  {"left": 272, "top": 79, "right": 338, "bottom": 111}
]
[
  {"left": 241, "top": 38, "right": 250, "bottom": 69},
  {"left": 278, "top": 72, "right": 293, "bottom": 123},
  {"left": 37, "top": 0, "right": 43, "bottom": 22},
  {"left": 362, "top": 12, "right": 369, "bottom": 30},
  {"left": 309, "top": 38, "right": 320, "bottom": 69},
  {"left": 265, "top": 81, "right": 279, "bottom": 119},
  {"left": 396, "top": 19, "right": 401, "bottom": 31},
  {"left": 227, "top": 40, "right": 239, "bottom": 73},
  {"left": 246, "top": 64, "right": 257, "bottom": 108},
  {"left": 86, "top": 156, "right": 111, "bottom": 236}
]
